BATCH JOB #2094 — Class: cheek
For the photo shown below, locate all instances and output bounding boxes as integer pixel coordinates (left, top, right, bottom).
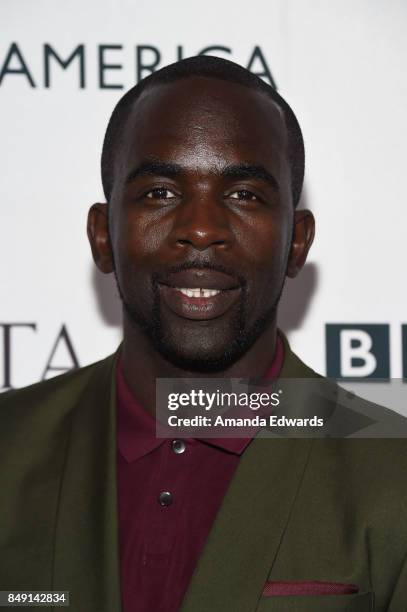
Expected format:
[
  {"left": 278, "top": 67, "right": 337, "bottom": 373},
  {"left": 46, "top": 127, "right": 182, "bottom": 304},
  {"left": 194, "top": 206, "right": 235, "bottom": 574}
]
[
  {"left": 112, "top": 207, "right": 174, "bottom": 304},
  {"left": 110, "top": 217, "right": 148, "bottom": 295},
  {"left": 236, "top": 212, "right": 292, "bottom": 277},
  {"left": 114, "top": 207, "right": 169, "bottom": 264}
]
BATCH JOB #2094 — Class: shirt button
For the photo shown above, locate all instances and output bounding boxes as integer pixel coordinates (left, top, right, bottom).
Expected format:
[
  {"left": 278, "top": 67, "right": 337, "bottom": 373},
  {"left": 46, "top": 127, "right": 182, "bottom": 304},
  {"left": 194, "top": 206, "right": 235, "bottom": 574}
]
[
  {"left": 158, "top": 491, "right": 173, "bottom": 507},
  {"left": 171, "top": 439, "right": 186, "bottom": 454}
]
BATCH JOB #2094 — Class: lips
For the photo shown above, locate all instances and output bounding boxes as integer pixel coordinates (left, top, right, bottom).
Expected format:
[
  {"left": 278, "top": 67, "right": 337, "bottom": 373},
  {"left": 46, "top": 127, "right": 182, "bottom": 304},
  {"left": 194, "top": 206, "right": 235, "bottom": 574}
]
[{"left": 157, "top": 268, "right": 242, "bottom": 321}]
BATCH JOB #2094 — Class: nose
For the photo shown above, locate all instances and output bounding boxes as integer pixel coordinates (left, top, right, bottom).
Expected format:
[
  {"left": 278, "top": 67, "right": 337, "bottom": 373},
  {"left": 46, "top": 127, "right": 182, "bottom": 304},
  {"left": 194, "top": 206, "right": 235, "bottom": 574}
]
[{"left": 171, "top": 195, "right": 234, "bottom": 252}]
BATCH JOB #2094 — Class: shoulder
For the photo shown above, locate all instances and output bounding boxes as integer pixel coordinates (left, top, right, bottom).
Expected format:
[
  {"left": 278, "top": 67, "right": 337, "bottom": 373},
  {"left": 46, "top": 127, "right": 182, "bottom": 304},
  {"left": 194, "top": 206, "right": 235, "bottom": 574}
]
[
  {"left": 280, "top": 330, "right": 407, "bottom": 436},
  {"left": 0, "top": 352, "right": 118, "bottom": 430},
  {"left": 279, "top": 332, "right": 407, "bottom": 484}
]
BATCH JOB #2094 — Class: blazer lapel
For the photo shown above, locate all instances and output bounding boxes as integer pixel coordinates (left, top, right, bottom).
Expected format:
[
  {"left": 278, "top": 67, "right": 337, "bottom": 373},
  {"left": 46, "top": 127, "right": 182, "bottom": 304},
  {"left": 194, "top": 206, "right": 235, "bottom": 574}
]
[
  {"left": 180, "top": 437, "right": 313, "bottom": 612},
  {"left": 52, "top": 354, "right": 122, "bottom": 612},
  {"left": 181, "top": 337, "right": 315, "bottom": 612}
]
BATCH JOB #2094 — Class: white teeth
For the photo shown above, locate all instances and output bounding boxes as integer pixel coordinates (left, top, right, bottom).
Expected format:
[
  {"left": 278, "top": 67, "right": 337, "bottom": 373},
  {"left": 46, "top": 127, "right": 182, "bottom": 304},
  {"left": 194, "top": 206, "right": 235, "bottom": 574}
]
[
  {"left": 201, "top": 289, "right": 220, "bottom": 298},
  {"left": 177, "top": 288, "right": 221, "bottom": 298}
]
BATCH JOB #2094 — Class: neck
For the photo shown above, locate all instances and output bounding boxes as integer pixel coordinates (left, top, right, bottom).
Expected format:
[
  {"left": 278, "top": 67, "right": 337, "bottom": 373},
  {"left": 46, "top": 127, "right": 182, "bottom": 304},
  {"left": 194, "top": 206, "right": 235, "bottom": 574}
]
[{"left": 121, "top": 314, "right": 278, "bottom": 417}]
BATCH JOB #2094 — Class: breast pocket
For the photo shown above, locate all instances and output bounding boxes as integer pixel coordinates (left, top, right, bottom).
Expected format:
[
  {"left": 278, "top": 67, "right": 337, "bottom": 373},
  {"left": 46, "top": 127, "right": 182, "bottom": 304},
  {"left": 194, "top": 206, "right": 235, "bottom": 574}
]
[{"left": 255, "top": 591, "right": 373, "bottom": 611}]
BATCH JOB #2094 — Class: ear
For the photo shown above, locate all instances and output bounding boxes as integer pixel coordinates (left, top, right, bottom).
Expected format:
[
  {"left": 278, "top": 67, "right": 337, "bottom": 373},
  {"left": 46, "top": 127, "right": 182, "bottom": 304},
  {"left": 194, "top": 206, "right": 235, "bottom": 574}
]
[
  {"left": 87, "top": 203, "right": 114, "bottom": 274},
  {"left": 286, "top": 209, "right": 315, "bottom": 278}
]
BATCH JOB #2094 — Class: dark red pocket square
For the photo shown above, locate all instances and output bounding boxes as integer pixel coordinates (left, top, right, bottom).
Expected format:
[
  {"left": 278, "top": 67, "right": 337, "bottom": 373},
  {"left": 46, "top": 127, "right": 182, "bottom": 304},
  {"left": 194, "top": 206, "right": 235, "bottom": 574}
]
[{"left": 262, "top": 581, "right": 359, "bottom": 597}]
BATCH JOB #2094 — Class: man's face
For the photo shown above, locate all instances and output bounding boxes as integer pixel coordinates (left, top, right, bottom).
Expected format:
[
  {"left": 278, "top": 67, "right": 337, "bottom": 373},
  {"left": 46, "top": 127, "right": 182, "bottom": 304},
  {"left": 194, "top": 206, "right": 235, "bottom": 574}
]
[{"left": 90, "top": 77, "right": 311, "bottom": 372}]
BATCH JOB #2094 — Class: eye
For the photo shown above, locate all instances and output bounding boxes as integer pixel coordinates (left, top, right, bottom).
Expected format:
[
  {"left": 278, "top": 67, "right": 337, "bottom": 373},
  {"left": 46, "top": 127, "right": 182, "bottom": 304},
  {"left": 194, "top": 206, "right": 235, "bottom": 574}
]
[
  {"left": 145, "top": 187, "right": 177, "bottom": 200},
  {"left": 228, "top": 190, "right": 259, "bottom": 202}
]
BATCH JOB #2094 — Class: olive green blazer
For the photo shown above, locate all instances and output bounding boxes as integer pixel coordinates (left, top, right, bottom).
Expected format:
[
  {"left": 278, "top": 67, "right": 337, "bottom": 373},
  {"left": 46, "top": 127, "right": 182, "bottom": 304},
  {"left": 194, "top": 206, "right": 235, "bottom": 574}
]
[{"left": 1, "top": 339, "right": 407, "bottom": 611}]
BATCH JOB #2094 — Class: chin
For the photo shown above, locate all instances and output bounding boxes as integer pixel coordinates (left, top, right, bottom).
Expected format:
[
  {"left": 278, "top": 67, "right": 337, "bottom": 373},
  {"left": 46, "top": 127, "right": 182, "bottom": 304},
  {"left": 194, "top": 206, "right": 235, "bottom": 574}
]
[
  {"left": 158, "top": 346, "right": 241, "bottom": 374},
  {"left": 123, "top": 293, "right": 278, "bottom": 373},
  {"left": 153, "top": 331, "right": 257, "bottom": 374}
]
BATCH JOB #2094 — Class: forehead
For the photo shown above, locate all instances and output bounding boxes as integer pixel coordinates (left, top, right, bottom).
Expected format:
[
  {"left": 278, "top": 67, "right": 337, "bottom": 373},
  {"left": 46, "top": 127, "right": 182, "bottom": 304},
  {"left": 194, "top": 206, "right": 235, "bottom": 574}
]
[{"left": 116, "top": 76, "right": 288, "bottom": 178}]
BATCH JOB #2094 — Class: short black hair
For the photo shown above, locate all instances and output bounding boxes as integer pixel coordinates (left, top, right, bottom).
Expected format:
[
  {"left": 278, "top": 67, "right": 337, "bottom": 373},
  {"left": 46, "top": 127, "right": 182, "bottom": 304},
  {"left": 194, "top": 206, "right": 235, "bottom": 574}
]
[{"left": 101, "top": 55, "right": 305, "bottom": 207}]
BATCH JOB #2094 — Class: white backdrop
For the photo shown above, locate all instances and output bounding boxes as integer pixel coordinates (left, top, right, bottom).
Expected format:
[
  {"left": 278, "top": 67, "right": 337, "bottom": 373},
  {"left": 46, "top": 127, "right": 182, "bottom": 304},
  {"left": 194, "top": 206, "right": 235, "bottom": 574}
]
[{"left": 1, "top": 0, "right": 406, "bottom": 393}]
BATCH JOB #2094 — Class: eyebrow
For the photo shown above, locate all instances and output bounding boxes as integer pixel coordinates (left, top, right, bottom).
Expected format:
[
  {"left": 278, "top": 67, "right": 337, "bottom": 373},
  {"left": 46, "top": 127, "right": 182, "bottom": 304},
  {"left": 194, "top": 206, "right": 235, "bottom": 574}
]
[
  {"left": 221, "top": 163, "right": 279, "bottom": 191},
  {"left": 125, "top": 159, "right": 183, "bottom": 184},
  {"left": 125, "top": 159, "right": 279, "bottom": 191}
]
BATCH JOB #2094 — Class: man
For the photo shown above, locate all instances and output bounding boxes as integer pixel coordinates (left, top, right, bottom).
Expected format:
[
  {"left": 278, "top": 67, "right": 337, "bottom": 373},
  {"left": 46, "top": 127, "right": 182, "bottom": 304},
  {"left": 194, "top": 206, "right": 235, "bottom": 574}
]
[{"left": 1, "top": 56, "right": 406, "bottom": 611}]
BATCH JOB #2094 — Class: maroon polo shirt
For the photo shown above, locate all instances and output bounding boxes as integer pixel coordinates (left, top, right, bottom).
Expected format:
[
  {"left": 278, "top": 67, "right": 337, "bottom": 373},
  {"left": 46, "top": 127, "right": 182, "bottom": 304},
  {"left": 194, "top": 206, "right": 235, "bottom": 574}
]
[{"left": 116, "top": 335, "right": 284, "bottom": 612}]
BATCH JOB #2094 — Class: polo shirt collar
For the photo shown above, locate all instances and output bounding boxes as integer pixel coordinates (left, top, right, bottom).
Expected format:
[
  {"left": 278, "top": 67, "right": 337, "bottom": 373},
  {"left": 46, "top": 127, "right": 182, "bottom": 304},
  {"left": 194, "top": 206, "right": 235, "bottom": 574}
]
[{"left": 117, "top": 333, "right": 284, "bottom": 463}]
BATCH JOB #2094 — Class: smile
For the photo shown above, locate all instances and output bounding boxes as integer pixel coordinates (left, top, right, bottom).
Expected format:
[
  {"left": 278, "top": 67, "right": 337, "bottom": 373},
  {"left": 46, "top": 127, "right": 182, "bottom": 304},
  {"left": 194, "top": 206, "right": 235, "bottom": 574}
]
[
  {"left": 176, "top": 288, "right": 221, "bottom": 298},
  {"left": 158, "top": 284, "right": 241, "bottom": 321}
]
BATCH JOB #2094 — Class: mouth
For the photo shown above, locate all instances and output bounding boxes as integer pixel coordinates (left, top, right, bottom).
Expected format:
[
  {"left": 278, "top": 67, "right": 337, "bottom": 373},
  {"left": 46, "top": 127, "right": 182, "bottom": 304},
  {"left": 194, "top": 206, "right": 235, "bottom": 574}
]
[
  {"left": 176, "top": 287, "right": 221, "bottom": 298},
  {"left": 158, "top": 285, "right": 241, "bottom": 320},
  {"left": 157, "top": 269, "right": 242, "bottom": 321}
]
